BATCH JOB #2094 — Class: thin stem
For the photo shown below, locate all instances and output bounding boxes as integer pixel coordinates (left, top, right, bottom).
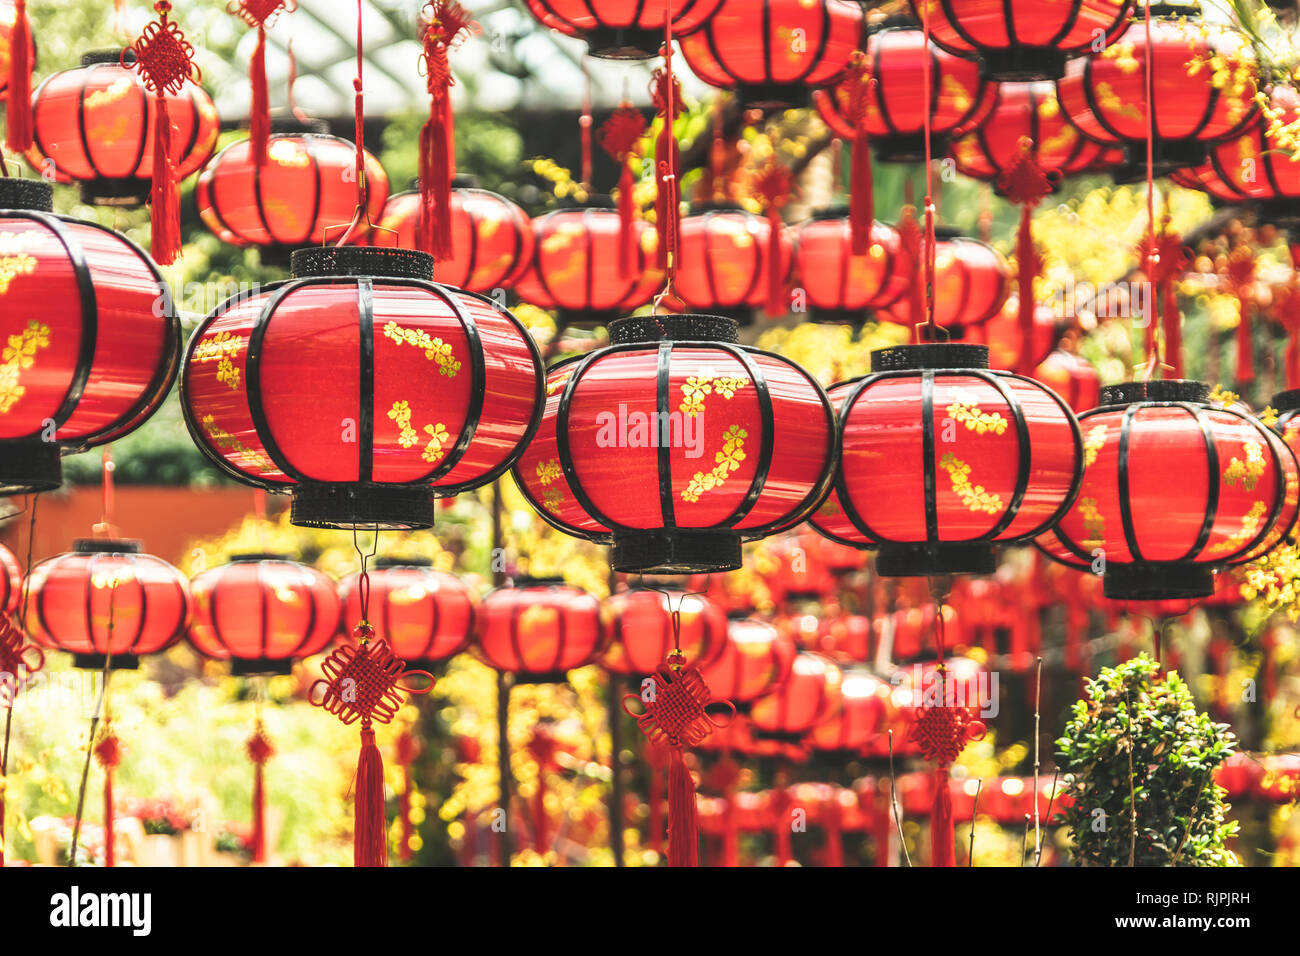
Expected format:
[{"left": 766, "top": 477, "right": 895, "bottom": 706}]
[
  {"left": 1033, "top": 655, "right": 1042, "bottom": 863},
  {"left": 887, "top": 730, "right": 911, "bottom": 867},
  {"left": 967, "top": 778, "right": 982, "bottom": 867}
]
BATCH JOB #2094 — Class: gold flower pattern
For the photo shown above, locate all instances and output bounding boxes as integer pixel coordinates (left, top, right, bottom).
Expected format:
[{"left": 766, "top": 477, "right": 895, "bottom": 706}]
[
  {"left": 946, "top": 389, "right": 1008, "bottom": 435},
  {"left": 0, "top": 321, "right": 52, "bottom": 414},
  {"left": 193, "top": 330, "right": 242, "bottom": 390},
  {"left": 387, "top": 400, "right": 420, "bottom": 448},
  {"left": 1084, "top": 424, "right": 1108, "bottom": 468},
  {"left": 938, "top": 452, "right": 1004, "bottom": 515},
  {"left": 683, "top": 425, "right": 747, "bottom": 503},
  {"left": 382, "top": 321, "right": 461, "bottom": 377},
  {"left": 1208, "top": 500, "right": 1268, "bottom": 556},
  {"left": 1224, "top": 440, "right": 1265, "bottom": 492},
  {"left": 1079, "top": 497, "right": 1105, "bottom": 549},
  {"left": 536, "top": 458, "right": 564, "bottom": 512},
  {"left": 0, "top": 232, "right": 38, "bottom": 295},
  {"left": 679, "top": 368, "right": 749, "bottom": 418}
]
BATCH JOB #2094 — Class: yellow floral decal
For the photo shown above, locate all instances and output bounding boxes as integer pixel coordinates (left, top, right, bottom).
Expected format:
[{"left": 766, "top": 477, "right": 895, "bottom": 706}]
[
  {"left": 1079, "top": 497, "right": 1105, "bottom": 549},
  {"left": 938, "top": 452, "right": 1004, "bottom": 515},
  {"left": 946, "top": 389, "right": 1008, "bottom": 435},
  {"left": 679, "top": 368, "right": 749, "bottom": 418},
  {"left": 1084, "top": 424, "right": 1108, "bottom": 468},
  {"left": 0, "top": 320, "right": 52, "bottom": 414},
  {"left": 1224, "top": 440, "right": 1264, "bottom": 492},
  {"left": 200, "top": 414, "right": 274, "bottom": 472},
  {"left": 536, "top": 458, "right": 564, "bottom": 512},
  {"left": 423, "top": 423, "right": 450, "bottom": 464},
  {"left": 1208, "top": 501, "right": 1268, "bottom": 556},
  {"left": 382, "top": 320, "right": 461, "bottom": 377},
  {"left": 0, "top": 232, "right": 38, "bottom": 295},
  {"left": 683, "top": 425, "right": 747, "bottom": 503},
  {"left": 387, "top": 400, "right": 420, "bottom": 448},
  {"left": 193, "top": 330, "right": 243, "bottom": 390}
]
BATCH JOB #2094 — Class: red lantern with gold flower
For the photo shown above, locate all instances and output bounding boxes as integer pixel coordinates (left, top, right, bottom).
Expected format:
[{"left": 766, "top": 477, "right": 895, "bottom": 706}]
[
  {"left": 603, "top": 587, "right": 727, "bottom": 674},
  {"left": 674, "top": 204, "right": 793, "bottom": 326},
  {"left": 679, "top": 0, "right": 865, "bottom": 108},
  {"left": 812, "top": 343, "right": 1083, "bottom": 575},
  {"left": 181, "top": 247, "right": 544, "bottom": 530},
  {"left": 523, "top": 0, "right": 722, "bottom": 58},
  {"left": 25, "top": 49, "right": 219, "bottom": 205},
  {"left": 24, "top": 540, "right": 190, "bottom": 670},
  {"left": 475, "top": 577, "right": 605, "bottom": 682},
  {"left": 513, "top": 314, "right": 838, "bottom": 573},
  {"left": 1039, "top": 381, "right": 1298, "bottom": 599},
  {"left": 0, "top": 178, "right": 180, "bottom": 494},
  {"left": 878, "top": 229, "right": 1009, "bottom": 333},
  {"left": 792, "top": 209, "right": 909, "bottom": 325},
  {"left": 697, "top": 615, "right": 796, "bottom": 706}
]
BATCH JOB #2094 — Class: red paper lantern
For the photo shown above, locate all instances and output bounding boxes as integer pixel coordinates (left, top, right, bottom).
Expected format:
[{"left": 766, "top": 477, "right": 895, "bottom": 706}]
[
  {"left": 811, "top": 343, "right": 1083, "bottom": 575},
  {"left": 674, "top": 204, "right": 793, "bottom": 325},
  {"left": 362, "top": 183, "right": 533, "bottom": 293},
  {"left": 949, "top": 81, "right": 1120, "bottom": 184},
  {"left": 750, "top": 651, "right": 843, "bottom": 738},
  {"left": 1040, "top": 381, "right": 1298, "bottom": 599},
  {"left": 196, "top": 127, "right": 390, "bottom": 254},
  {"left": 877, "top": 229, "right": 1009, "bottom": 333},
  {"left": 697, "top": 615, "right": 796, "bottom": 705},
  {"left": 523, "top": 0, "right": 722, "bottom": 58},
  {"left": 1056, "top": 5, "right": 1258, "bottom": 178},
  {"left": 965, "top": 294, "right": 1060, "bottom": 371},
  {"left": 24, "top": 539, "right": 190, "bottom": 669},
  {"left": 805, "top": 669, "right": 886, "bottom": 752},
  {"left": 188, "top": 553, "right": 339, "bottom": 674},
  {"left": 475, "top": 578, "right": 605, "bottom": 681},
  {"left": 685, "top": 566, "right": 773, "bottom": 616},
  {"left": 25, "top": 49, "right": 219, "bottom": 205},
  {"left": 791, "top": 210, "right": 909, "bottom": 324},
  {"left": 338, "top": 557, "right": 476, "bottom": 668},
  {"left": 759, "top": 534, "right": 839, "bottom": 606},
  {"left": 181, "top": 247, "right": 544, "bottom": 530},
  {"left": 513, "top": 200, "right": 662, "bottom": 329},
  {"left": 679, "top": 0, "right": 865, "bottom": 108},
  {"left": 603, "top": 587, "right": 727, "bottom": 674},
  {"left": 909, "top": 0, "right": 1133, "bottom": 81},
  {"left": 0, "top": 178, "right": 180, "bottom": 494},
  {"left": 0, "top": 542, "right": 19, "bottom": 615},
  {"left": 876, "top": 600, "right": 961, "bottom": 663},
  {"left": 513, "top": 314, "right": 838, "bottom": 573},
  {"left": 1034, "top": 348, "right": 1101, "bottom": 413},
  {"left": 814, "top": 19, "right": 994, "bottom": 162}
]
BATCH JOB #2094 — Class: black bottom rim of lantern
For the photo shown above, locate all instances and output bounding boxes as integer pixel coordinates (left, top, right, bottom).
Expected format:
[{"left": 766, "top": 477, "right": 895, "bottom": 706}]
[
  {"left": 610, "top": 531, "right": 742, "bottom": 574},
  {"left": 0, "top": 178, "right": 54, "bottom": 211},
  {"left": 291, "top": 246, "right": 435, "bottom": 281},
  {"left": 73, "top": 654, "right": 139, "bottom": 671},
  {"left": 508, "top": 670, "right": 570, "bottom": 686},
  {"left": 0, "top": 441, "right": 63, "bottom": 495},
  {"left": 749, "top": 729, "right": 808, "bottom": 745},
  {"left": 1273, "top": 387, "right": 1300, "bottom": 413},
  {"left": 876, "top": 542, "right": 997, "bottom": 577},
  {"left": 1103, "top": 564, "right": 1214, "bottom": 601},
  {"left": 1097, "top": 379, "right": 1210, "bottom": 408},
  {"left": 871, "top": 343, "right": 989, "bottom": 372},
  {"left": 977, "top": 47, "right": 1066, "bottom": 82},
  {"left": 270, "top": 116, "right": 330, "bottom": 135},
  {"left": 1113, "top": 142, "right": 1207, "bottom": 184},
  {"left": 810, "top": 307, "right": 868, "bottom": 327},
  {"left": 609, "top": 313, "right": 740, "bottom": 345},
  {"left": 230, "top": 657, "right": 295, "bottom": 677},
  {"left": 80, "top": 177, "right": 150, "bottom": 207},
  {"left": 736, "top": 82, "right": 810, "bottom": 110},
  {"left": 875, "top": 133, "right": 951, "bottom": 165},
  {"left": 584, "top": 26, "right": 660, "bottom": 59},
  {"left": 290, "top": 483, "right": 435, "bottom": 531},
  {"left": 557, "top": 308, "right": 622, "bottom": 331}
]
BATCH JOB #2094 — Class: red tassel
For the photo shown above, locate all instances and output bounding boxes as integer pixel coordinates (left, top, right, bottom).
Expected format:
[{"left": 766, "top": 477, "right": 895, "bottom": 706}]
[
  {"left": 648, "top": 756, "right": 664, "bottom": 856},
  {"left": 931, "top": 765, "right": 955, "bottom": 867},
  {"left": 1236, "top": 289, "right": 1254, "bottom": 384},
  {"left": 4, "top": 0, "right": 33, "bottom": 153},
  {"left": 666, "top": 748, "right": 698, "bottom": 867},
  {"left": 354, "top": 727, "right": 386, "bottom": 868},
  {"left": 103, "top": 770, "right": 115, "bottom": 867},
  {"left": 1016, "top": 205, "right": 1037, "bottom": 375},
  {"left": 772, "top": 789, "right": 793, "bottom": 866},
  {"left": 1162, "top": 276, "right": 1183, "bottom": 379},
  {"left": 250, "top": 25, "right": 270, "bottom": 166},
  {"left": 850, "top": 125, "right": 873, "bottom": 256},
  {"left": 418, "top": 99, "right": 453, "bottom": 261},
  {"left": 824, "top": 797, "right": 844, "bottom": 867},
  {"left": 151, "top": 95, "right": 182, "bottom": 265},
  {"left": 652, "top": 68, "right": 681, "bottom": 276},
  {"left": 616, "top": 162, "right": 636, "bottom": 278}
]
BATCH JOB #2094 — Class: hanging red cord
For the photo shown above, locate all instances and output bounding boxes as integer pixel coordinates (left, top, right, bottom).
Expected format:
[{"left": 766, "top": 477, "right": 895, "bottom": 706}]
[
  {"left": 920, "top": 0, "right": 937, "bottom": 340},
  {"left": 1141, "top": 0, "right": 1159, "bottom": 380},
  {"left": 331, "top": 0, "right": 369, "bottom": 248},
  {"left": 599, "top": 102, "right": 648, "bottom": 278},
  {"left": 4, "top": 0, "right": 33, "bottom": 153},
  {"left": 418, "top": 1, "right": 476, "bottom": 260}
]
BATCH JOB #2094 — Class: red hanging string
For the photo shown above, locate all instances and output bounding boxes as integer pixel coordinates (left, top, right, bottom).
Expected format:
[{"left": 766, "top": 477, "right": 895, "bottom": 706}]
[
  {"left": 93, "top": 728, "right": 121, "bottom": 867},
  {"left": 838, "top": 51, "right": 874, "bottom": 256},
  {"left": 920, "top": 0, "right": 937, "bottom": 339},
  {"left": 997, "top": 139, "right": 1056, "bottom": 375},
  {"left": 651, "top": 67, "right": 681, "bottom": 282},
  {"left": 229, "top": 3, "right": 296, "bottom": 166},
  {"left": 1226, "top": 244, "right": 1257, "bottom": 386},
  {"left": 418, "top": 2, "right": 475, "bottom": 259},
  {"left": 1141, "top": 0, "right": 1158, "bottom": 378},
  {"left": 246, "top": 720, "right": 273, "bottom": 864},
  {"left": 4, "top": 0, "right": 33, "bottom": 153},
  {"left": 580, "top": 70, "right": 594, "bottom": 190}
]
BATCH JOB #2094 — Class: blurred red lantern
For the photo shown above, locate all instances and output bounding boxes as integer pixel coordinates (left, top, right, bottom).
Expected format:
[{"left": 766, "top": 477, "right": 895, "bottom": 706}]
[
  {"left": 966, "top": 295, "right": 1059, "bottom": 371},
  {"left": 0, "top": 542, "right": 19, "bottom": 615},
  {"left": 1040, "top": 381, "right": 1298, "bottom": 599},
  {"left": 196, "top": 127, "right": 389, "bottom": 254},
  {"left": 698, "top": 616, "right": 796, "bottom": 705},
  {"left": 0, "top": 178, "right": 179, "bottom": 494},
  {"left": 876, "top": 600, "right": 960, "bottom": 663},
  {"left": 187, "top": 554, "right": 340, "bottom": 674},
  {"left": 523, "top": 0, "right": 721, "bottom": 58},
  {"left": 679, "top": 0, "right": 865, "bottom": 107},
  {"left": 362, "top": 182, "right": 533, "bottom": 293},
  {"left": 25, "top": 49, "right": 218, "bottom": 205},
  {"left": 475, "top": 578, "right": 605, "bottom": 681},
  {"left": 909, "top": 0, "right": 1133, "bottom": 81},
  {"left": 603, "top": 587, "right": 727, "bottom": 674},
  {"left": 949, "top": 81, "right": 1119, "bottom": 184},
  {"left": 674, "top": 204, "right": 793, "bottom": 326},
  {"left": 816, "top": 610, "right": 873, "bottom": 661},
  {"left": 878, "top": 228, "right": 1009, "bottom": 332},
  {"left": 181, "top": 247, "right": 544, "bottom": 530},
  {"left": 812, "top": 343, "right": 1082, "bottom": 575},
  {"left": 685, "top": 565, "right": 773, "bottom": 616},
  {"left": 513, "top": 200, "right": 662, "bottom": 329},
  {"left": 338, "top": 557, "right": 476, "bottom": 668},
  {"left": 25, "top": 540, "right": 190, "bottom": 669},
  {"left": 1, "top": 0, "right": 35, "bottom": 97},
  {"left": 815, "top": 19, "right": 994, "bottom": 163},
  {"left": 791, "top": 210, "right": 909, "bottom": 325},
  {"left": 1034, "top": 348, "right": 1101, "bottom": 413},
  {"left": 759, "top": 534, "right": 838, "bottom": 606},
  {"left": 1056, "top": 5, "right": 1258, "bottom": 178},
  {"left": 513, "top": 314, "right": 838, "bottom": 573},
  {"left": 750, "top": 652, "right": 843, "bottom": 737},
  {"left": 805, "top": 669, "right": 886, "bottom": 752}
]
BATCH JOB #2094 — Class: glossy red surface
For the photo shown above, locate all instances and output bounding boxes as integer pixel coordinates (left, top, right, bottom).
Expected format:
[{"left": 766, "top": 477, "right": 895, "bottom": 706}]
[
  {"left": 750, "top": 652, "right": 843, "bottom": 735},
  {"left": 603, "top": 587, "right": 727, "bottom": 674},
  {"left": 911, "top": 0, "right": 1131, "bottom": 63},
  {"left": 697, "top": 616, "right": 796, "bottom": 703},
  {"left": 1033, "top": 349, "right": 1101, "bottom": 413},
  {"left": 792, "top": 215, "right": 909, "bottom": 316},
  {"left": 475, "top": 581, "right": 605, "bottom": 676},
  {"left": 525, "top": 0, "right": 722, "bottom": 36},
  {"left": 1177, "top": 87, "right": 1300, "bottom": 204},
  {"left": 877, "top": 234, "right": 1009, "bottom": 331},
  {"left": 674, "top": 208, "right": 792, "bottom": 315},
  {"left": 338, "top": 564, "right": 476, "bottom": 664},
  {"left": 965, "top": 295, "right": 1059, "bottom": 370}
]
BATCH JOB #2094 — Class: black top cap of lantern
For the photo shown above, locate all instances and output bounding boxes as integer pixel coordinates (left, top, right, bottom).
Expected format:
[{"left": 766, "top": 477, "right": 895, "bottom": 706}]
[
  {"left": 290, "top": 247, "right": 435, "bottom": 281},
  {"left": 0, "top": 179, "right": 54, "bottom": 212},
  {"left": 83, "top": 49, "right": 135, "bottom": 66},
  {"left": 510, "top": 575, "right": 568, "bottom": 588},
  {"left": 609, "top": 314, "right": 740, "bottom": 345},
  {"left": 1148, "top": 1, "right": 1201, "bottom": 17},
  {"left": 1272, "top": 388, "right": 1300, "bottom": 413},
  {"left": 687, "top": 201, "right": 749, "bottom": 216},
  {"left": 74, "top": 539, "right": 142, "bottom": 554},
  {"left": 871, "top": 343, "right": 990, "bottom": 372},
  {"left": 373, "top": 555, "right": 434, "bottom": 568},
  {"left": 556, "top": 193, "right": 615, "bottom": 210},
  {"left": 1097, "top": 380, "right": 1211, "bottom": 408},
  {"left": 811, "top": 204, "right": 852, "bottom": 221},
  {"left": 229, "top": 553, "right": 292, "bottom": 563},
  {"left": 271, "top": 116, "right": 330, "bottom": 135},
  {"left": 933, "top": 225, "right": 965, "bottom": 241}
]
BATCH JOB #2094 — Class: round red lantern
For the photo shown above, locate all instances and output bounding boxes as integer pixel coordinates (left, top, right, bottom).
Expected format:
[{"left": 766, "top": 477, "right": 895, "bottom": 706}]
[
  {"left": 1056, "top": 5, "right": 1258, "bottom": 178},
  {"left": 188, "top": 554, "right": 340, "bottom": 674},
  {"left": 603, "top": 587, "right": 727, "bottom": 674},
  {"left": 679, "top": 0, "right": 865, "bottom": 108},
  {"left": 513, "top": 314, "right": 838, "bottom": 573},
  {"left": 196, "top": 126, "right": 389, "bottom": 254},
  {"left": 949, "top": 81, "right": 1119, "bottom": 184},
  {"left": 966, "top": 294, "right": 1060, "bottom": 371},
  {"left": 1034, "top": 348, "right": 1101, "bottom": 413},
  {"left": 878, "top": 229, "right": 1009, "bottom": 333},
  {"left": 475, "top": 577, "right": 605, "bottom": 681},
  {"left": 697, "top": 615, "right": 796, "bottom": 705},
  {"left": 812, "top": 343, "right": 1083, "bottom": 575},
  {"left": 814, "top": 19, "right": 994, "bottom": 162},
  {"left": 1040, "top": 381, "right": 1298, "bottom": 599},
  {"left": 24, "top": 540, "right": 190, "bottom": 669},
  {"left": 362, "top": 182, "right": 533, "bottom": 293},
  {"left": 750, "top": 651, "right": 843, "bottom": 738},
  {"left": 523, "top": 0, "right": 722, "bottom": 58},
  {"left": 909, "top": 0, "right": 1133, "bottom": 81},
  {"left": 337, "top": 557, "right": 476, "bottom": 668},
  {"left": 513, "top": 199, "right": 662, "bottom": 330},
  {"left": 0, "top": 178, "right": 180, "bottom": 494},
  {"left": 792, "top": 210, "right": 909, "bottom": 325},
  {"left": 805, "top": 669, "right": 886, "bottom": 753},
  {"left": 674, "top": 204, "right": 792, "bottom": 326},
  {"left": 25, "top": 49, "right": 219, "bottom": 205},
  {"left": 181, "top": 247, "right": 544, "bottom": 530},
  {"left": 760, "top": 534, "right": 838, "bottom": 606},
  {"left": 0, "top": 542, "right": 19, "bottom": 616}
]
